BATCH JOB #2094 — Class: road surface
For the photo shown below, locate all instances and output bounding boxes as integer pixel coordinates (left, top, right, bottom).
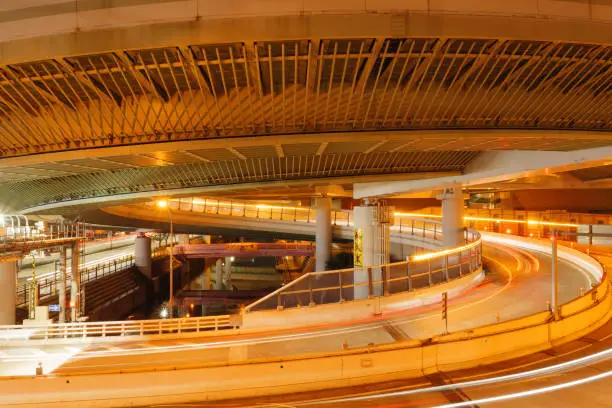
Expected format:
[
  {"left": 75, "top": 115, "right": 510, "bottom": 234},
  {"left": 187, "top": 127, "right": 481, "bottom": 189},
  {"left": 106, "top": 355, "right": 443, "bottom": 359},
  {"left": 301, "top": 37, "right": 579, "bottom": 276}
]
[{"left": 0, "top": 242, "right": 594, "bottom": 378}]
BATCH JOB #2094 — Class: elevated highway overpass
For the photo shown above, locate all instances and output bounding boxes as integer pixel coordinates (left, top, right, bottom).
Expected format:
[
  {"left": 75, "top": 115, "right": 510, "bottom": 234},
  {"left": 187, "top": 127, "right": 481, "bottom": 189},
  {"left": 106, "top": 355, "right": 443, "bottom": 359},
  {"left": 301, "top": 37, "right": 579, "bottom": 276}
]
[
  {"left": 0, "top": 1, "right": 607, "bottom": 214},
  {"left": 0, "top": 1, "right": 610, "bottom": 406}
]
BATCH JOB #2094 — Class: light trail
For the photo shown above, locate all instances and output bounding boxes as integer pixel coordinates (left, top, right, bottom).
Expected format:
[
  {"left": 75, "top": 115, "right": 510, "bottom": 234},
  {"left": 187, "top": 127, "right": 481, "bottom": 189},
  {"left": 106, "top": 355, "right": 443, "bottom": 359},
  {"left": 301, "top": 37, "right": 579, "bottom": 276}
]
[
  {"left": 289, "top": 348, "right": 612, "bottom": 406},
  {"left": 435, "top": 369, "right": 612, "bottom": 407}
]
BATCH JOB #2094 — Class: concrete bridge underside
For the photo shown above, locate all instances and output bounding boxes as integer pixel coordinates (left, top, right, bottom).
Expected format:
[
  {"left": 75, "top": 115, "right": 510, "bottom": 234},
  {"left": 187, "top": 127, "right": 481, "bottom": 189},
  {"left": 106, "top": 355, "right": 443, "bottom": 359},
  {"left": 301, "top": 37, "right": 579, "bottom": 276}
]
[{"left": 0, "top": 3, "right": 609, "bottom": 213}]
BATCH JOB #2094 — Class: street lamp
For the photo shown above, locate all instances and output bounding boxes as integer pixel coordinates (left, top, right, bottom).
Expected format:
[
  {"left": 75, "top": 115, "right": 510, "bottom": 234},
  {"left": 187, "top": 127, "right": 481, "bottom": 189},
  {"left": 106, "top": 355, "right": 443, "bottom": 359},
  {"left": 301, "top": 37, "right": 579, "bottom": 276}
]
[{"left": 157, "top": 199, "right": 174, "bottom": 318}]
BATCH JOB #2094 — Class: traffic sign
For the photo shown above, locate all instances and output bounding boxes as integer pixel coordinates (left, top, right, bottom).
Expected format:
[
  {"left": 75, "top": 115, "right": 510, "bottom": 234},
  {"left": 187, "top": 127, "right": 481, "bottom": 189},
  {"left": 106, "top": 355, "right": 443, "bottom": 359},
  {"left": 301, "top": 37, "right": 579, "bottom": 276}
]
[{"left": 49, "top": 304, "right": 60, "bottom": 312}]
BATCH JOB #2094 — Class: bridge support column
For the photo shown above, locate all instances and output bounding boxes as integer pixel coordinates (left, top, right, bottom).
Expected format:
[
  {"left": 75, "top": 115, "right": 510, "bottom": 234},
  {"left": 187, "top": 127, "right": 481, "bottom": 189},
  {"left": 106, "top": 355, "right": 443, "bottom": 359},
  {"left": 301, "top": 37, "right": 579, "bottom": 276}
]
[
  {"left": 0, "top": 257, "right": 17, "bottom": 325},
  {"left": 353, "top": 200, "right": 394, "bottom": 300},
  {"left": 58, "top": 245, "right": 67, "bottom": 323},
  {"left": 215, "top": 259, "right": 223, "bottom": 290},
  {"left": 315, "top": 197, "right": 332, "bottom": 272},
  {"left": 224, "top": 257, "right": 233, "bottom": 289},
  {"left": 70, "top": 241, "right": 81, "bottom": 321},
  {"left": 135, "top": 232, "right": 152, "bottom": 279},
  {"left": 437, "top": 184, "right": 465, "bottom": 248}
]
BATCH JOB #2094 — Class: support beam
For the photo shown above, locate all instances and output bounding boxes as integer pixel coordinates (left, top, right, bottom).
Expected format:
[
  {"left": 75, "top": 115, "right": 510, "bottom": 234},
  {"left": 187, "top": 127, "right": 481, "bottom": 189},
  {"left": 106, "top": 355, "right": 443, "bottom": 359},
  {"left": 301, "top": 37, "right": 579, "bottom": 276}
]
[
  {"left": 353, "top": 202, "right": 394, "bottom": 300},
  {"left": 314, "top": 197, "right": 332, "bottom": 272},
  {"left": 70, "top": 241, "right": 81, "bottom": 321},
  {"left": 228, "top": 147, "right": 246, "bottom": 160},
  {"left": 355, "top": 38, "right": 385, "bottom": 91},
  {"left": 353, "top": 146, "right": 612, "bottom": 198},
  {"left": 437, "top": 184, "right": 465, "bottom": 248},
  {"left": 0, "top": 257, "right": 17, "bottom": 325},
  {"left": 58, "top": 245, "right": 67, "bottom": 323},
  {"left": 305, "top": 39, "right": 321, "bottom": 92},
  {"left": 135, "top": 232, "right": 152, "bottom": 279},
  {"left": 275, "top": 144, "right": 285, "bottom": 158},
  {"left": 56, "top": 59, "right": 122, "bottom": 105},
  {"left": 244, "top": 42, "right": 264, "bottom": 97},
  {"left": 215, "top": 258, "right": 223, "bottom": 290},
  {"left": 224, "top": 257, "right": 233, "bottom": 289},
  {"left": 315, "top": 142, "right": 328, "bottom": 156},
  {"left": 114, "top": 52, "right": 170, "bottom": 102}
]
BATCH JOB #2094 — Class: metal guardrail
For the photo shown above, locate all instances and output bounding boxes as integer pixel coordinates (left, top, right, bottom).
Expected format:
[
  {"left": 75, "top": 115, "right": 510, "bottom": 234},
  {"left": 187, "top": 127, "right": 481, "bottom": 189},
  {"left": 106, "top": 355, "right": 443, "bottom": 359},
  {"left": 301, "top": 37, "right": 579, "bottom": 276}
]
[
  {"left": 245, "top": 229, "right": 482, "bottom": 312},
  {"left": 0, "top": 315, "right": 236, "bottom": 341},
  {"left": 16, "top": 255, "right": 137, "bottom": 308},
  {"left": 0, "top": 222, "right": 86, "bottom": 246},
  {"left": 146, "top": 199, "right": 445, "bottom": 242}
]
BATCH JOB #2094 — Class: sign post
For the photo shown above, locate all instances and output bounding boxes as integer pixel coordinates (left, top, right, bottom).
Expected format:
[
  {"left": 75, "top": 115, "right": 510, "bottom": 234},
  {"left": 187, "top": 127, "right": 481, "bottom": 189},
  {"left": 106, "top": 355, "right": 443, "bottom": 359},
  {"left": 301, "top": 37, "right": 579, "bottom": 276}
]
[{"left": 442, "top": 291, "right": 448, "bottom": 334}]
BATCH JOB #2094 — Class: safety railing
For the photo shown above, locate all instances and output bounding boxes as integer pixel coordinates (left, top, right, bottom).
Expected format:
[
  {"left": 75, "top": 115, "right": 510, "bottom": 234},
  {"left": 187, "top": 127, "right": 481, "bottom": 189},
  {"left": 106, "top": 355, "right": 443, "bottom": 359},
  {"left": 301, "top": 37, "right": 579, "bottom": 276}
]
[
  {"left": 244, "top": 229, "right": 482, "bottom": 312},
  {"left": 16, "top": 255, "right": 136, "bottom": 308},
  {"left": 0, "top": 222, "right": 86, "bottom": 246},
  {"left": 147, "top": 198, "right": 354, "bottom": 226},
  {"left": 0, "top": 314, "right": 235, "bottom": 341},
  {"left": 145, "top": 199, "right": 445, "bottom": 244}
]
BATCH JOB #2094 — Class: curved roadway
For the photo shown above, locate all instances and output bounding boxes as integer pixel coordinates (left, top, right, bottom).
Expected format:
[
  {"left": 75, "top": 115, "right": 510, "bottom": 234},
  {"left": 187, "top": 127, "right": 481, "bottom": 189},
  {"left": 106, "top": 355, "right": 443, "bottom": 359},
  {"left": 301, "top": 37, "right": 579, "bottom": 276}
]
[{"left": 0, "top": 242, "right": 593, "bottom": 382}]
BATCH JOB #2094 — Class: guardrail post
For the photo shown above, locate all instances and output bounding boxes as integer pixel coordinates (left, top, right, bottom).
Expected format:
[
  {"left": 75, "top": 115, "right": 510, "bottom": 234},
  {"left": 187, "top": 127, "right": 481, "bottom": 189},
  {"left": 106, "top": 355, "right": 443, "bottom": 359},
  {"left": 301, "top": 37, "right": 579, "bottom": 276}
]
[
  {"left": 383, "top": 265, "right": 390, "bottom": 296},
  {"left": 459, "top": 252, "right": 463, "bottom": 277},
  {"left": 308, "top": 275, "right": 315, "bottom": 306},
  {"left": 444, "top": 255, "right": 449, "bottom": 281},
  {"left": 407, "top": 262, "right": 412, "bottom": 291},
  {"left": 433, "top": 224, "right": 437, "bottom": 240},
  {"left": 339, "top": 272, "right": 344, "bottom": 302},
  {"left": 368, "top": 267, "right": 374, "bottom": 298},
  {"left": 277, "top": 292, "right": 283, "bottom": 311},
  {"left": 428, "top": 260, "right": 432, "bottom": 286}
]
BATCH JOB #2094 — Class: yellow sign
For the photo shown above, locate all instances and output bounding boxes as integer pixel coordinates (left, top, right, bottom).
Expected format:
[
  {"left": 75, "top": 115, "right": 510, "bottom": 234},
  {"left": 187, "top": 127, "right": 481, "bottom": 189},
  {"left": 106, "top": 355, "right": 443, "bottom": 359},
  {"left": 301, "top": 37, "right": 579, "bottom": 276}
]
[{"left": 354, "top": 228, "right": 364, "bottom": 266}]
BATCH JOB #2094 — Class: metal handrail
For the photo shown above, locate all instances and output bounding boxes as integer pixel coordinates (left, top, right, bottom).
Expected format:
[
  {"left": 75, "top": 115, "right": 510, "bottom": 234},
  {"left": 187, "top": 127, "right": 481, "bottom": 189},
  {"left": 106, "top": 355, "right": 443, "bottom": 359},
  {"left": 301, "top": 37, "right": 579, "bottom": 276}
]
[
  {"left": 144, "top": 199, "right": 445, "bottom": 242},
  {"left": 244, "top": 229, "right": 482, "bottom": 313},
  {"left": 16, "top": 255, "right": 137, "bottom": 308},
  {"left": 0, "top": 314, "right": 236, "bottom": 341}
]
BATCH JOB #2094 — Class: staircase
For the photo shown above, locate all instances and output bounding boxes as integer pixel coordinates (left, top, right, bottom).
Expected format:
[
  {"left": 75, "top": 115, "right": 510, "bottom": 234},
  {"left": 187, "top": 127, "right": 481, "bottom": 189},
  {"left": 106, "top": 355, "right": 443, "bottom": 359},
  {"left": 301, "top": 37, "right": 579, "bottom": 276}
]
[{"left": 84, "top": 268, "right": 143, "bottom": 319}]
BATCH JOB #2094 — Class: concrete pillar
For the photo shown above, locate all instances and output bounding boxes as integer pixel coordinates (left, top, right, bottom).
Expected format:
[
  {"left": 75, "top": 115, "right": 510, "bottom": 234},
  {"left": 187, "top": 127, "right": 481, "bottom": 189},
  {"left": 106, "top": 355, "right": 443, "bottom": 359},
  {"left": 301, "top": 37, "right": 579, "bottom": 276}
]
[
  {"left": 353, "top": 202, "right": 394, "bottom": 300},
  {"left": 215, "top": 259, "right": 223, "bottom": 290},
  {"left": 223, "top": 257, "right": 233, "bottom": 289},
  {"left": 135, "top": 232, "right": 152, "bottom": 279},
  {"left": 70, "top": 241, "right": 81, "bottom": 321},
  {"left": 315, "top": 197, "right": 332, "bottom": 272},
  {"left": 0, "top": 258, "right": 17, "bottom": 325},
  {"left": 437, "top": 185, "right": 465, "bottom": 248},
  {"left": 203, "top": 265, "right": 211, "bottom": 290},
  {"left": 178, "top": 234, "right": 190, "bottom": 245},
  {"left": 58, "top": 245, "right": 67, "bottom": 323}
]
